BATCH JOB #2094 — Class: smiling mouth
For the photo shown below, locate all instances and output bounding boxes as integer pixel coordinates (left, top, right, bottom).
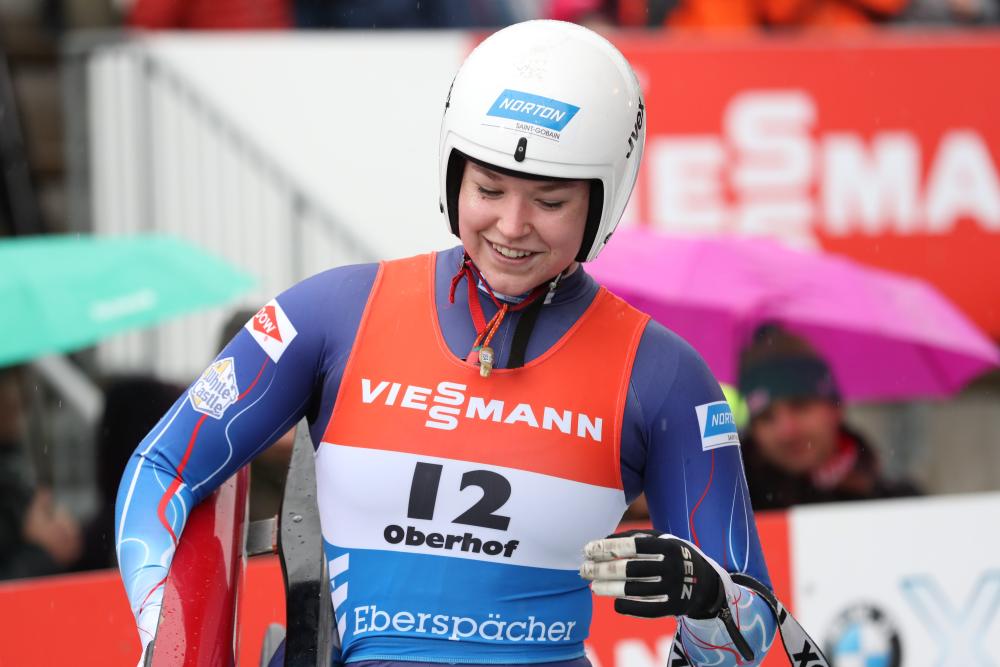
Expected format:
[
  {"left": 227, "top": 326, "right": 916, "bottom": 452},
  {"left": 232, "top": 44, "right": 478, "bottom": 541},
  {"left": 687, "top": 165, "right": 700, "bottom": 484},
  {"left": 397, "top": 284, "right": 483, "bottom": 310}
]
[{"left": 490, "top": 242, "right": 537, "bottom": 259}]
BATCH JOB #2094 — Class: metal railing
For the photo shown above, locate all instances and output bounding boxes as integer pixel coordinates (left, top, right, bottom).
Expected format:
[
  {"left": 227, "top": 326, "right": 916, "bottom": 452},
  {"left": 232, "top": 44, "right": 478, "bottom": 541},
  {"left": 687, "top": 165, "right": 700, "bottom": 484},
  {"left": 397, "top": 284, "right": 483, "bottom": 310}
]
[
  {"left": 65, "top": 34, "right": 379, "bottom": 381},
  {"left": 0, "top": 37, "right": 44, "bottom": 237}
]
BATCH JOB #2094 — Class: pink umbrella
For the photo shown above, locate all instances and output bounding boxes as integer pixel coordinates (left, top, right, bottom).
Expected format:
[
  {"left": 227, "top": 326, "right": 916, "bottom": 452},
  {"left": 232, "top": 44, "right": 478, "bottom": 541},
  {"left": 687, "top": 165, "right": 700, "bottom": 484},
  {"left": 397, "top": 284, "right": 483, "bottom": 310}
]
[{"left": 588, "top": 228, "right": 999, "bottom": 401}]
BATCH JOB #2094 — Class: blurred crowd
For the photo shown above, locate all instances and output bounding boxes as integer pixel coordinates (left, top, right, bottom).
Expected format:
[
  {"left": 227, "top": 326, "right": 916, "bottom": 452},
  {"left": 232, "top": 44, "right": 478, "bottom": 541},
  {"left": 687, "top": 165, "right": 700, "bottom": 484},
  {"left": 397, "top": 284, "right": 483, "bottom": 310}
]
[
  {"left": 121, "top": 0, "right": 1000, "bottom": 30},
  {"left": 2, "top": 0, "right": 997, "bottom": 36},
  {"left": 1, "top": 0, "right": 997, "bottom": 240},
  {"left": 2, "top": 0, "right": 997, "bottom": 242}
]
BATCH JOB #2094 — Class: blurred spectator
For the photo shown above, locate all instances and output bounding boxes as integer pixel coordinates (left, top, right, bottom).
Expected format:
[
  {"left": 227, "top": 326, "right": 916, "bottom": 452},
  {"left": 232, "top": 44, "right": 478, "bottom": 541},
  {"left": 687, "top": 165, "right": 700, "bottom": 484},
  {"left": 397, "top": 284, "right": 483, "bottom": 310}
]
[
  {"left": 0, "top": 366, "right": 82, "bottom": 580},
  {"left": 896, "top": 0, "right": 998, "bottom": 24},
  {"left": 293, "top": 0, "right": 519, "bottom": 29},
  {"left": 220, "top": 310, "right": 294, "bottom": 521},
  {"left": 738, "top": 325, "right": 920, "bottom": 510},
  {"left": 73, "top": 376, "right": 183, "bottom": 571},
  {"left": 546, "top": 0, "right": 910, "bottom": 30},
  {"left": 127, "top": 0, "right": 291, "bottom": 29},
  {"left": 668, "top": 0, "right": 909, "bottom": 30},
  {"left": 546, "top": 0, "right": 676, "bottom": 27}
]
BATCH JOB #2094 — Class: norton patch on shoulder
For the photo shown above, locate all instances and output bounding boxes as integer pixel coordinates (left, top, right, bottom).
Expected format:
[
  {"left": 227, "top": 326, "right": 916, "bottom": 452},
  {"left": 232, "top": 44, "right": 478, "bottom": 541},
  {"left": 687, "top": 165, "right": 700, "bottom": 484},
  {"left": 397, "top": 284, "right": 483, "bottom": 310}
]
[
  {"left": 245, "top": 299, "right": 298, "bottom": 362},
  {"left": 695, "top": 401, "right": 740, "bottom": 451}
]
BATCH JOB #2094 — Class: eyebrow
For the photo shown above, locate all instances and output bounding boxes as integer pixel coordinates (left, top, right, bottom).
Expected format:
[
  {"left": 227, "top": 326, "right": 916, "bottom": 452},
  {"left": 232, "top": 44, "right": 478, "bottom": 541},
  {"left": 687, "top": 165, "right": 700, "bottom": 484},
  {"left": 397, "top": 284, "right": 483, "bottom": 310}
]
[
  {"left": 534, "top": 181, "right": 575, "bottom": 193},
  {"left": 473, "top": 165, "right": 578, "bottom": 193}
]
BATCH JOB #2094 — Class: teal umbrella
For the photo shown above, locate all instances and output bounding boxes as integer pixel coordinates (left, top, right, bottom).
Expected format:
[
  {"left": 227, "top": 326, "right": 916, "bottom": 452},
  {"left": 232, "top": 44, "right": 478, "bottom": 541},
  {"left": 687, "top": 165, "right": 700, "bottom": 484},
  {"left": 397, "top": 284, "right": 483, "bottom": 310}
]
[{"left": 1, "top": 234, "right": 256, "bottom": 366}]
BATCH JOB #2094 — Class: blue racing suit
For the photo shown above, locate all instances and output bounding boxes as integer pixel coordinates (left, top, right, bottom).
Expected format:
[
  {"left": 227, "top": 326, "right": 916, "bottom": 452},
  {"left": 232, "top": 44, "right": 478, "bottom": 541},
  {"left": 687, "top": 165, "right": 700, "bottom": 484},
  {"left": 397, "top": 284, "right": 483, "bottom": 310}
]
[{"left": 116, "top": 245, "right": 777, "bottom": 666}]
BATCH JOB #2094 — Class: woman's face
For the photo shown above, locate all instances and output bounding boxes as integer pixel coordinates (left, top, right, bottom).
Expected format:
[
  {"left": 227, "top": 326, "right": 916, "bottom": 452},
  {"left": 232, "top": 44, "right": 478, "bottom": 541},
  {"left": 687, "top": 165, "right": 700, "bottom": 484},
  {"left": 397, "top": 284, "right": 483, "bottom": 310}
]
[{"left": 457, "top": 161, "right": 590, "bottom": 297}]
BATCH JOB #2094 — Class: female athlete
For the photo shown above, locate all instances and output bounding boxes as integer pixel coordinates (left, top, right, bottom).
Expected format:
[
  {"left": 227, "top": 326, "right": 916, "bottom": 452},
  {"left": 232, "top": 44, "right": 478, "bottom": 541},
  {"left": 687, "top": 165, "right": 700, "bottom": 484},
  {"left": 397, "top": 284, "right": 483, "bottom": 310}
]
[{"left": 117, "top": 19, "right": 823, "bottom": 667}]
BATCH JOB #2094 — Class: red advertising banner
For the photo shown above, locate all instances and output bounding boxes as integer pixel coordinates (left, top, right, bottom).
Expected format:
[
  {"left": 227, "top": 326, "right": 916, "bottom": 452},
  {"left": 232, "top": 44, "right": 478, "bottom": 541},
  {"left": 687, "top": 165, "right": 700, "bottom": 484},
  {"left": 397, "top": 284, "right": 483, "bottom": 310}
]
[
  {"left": 0, "top": 515, "right": 791, "bottom": 667},
  {"left": 613, "top": 31, "right": 1000, "bottom": 338},
  {"left": 0, "top": 556, "right": 285, "bottom": 667},
  {"left": 4, "top": 495, "right": 994, "bottom": 666}
]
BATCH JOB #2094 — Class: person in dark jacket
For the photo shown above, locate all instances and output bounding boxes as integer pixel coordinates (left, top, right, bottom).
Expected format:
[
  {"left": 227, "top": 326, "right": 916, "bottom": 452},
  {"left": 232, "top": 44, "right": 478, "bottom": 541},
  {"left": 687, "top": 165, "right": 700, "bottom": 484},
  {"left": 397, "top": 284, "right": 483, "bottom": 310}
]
[
  {"left": 72, "top": 376, "right": 184, "bottom": 571},
  {"left": 738, "top": 325, "right": 920, "bottom": 510},
  {"left": 0, "top": 366, "right": 82, "bottom": 579}
]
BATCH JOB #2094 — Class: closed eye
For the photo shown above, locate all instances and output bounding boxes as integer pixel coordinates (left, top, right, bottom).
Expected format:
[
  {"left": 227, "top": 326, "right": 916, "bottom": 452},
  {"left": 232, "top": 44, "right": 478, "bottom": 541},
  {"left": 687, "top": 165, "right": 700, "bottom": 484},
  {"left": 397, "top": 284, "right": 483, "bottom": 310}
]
[{"left": 477, "top": 185, "right": 502, "bottom": 198}]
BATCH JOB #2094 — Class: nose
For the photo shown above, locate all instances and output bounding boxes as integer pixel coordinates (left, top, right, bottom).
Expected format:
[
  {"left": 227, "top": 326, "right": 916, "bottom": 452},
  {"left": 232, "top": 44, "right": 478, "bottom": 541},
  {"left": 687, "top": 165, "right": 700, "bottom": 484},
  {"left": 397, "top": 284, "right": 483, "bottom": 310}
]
[
  {"left": 494, "top": 194, "right": 533, "bottom": 240},
  {"left": 772, "top": 405, "right": 800, "bottom": 441}
]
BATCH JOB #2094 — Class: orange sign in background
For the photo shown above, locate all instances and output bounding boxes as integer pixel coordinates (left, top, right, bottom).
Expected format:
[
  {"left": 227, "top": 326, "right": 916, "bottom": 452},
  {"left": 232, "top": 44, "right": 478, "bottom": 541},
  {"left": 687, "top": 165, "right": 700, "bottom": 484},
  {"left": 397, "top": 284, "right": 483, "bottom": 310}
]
[{"left": 616, "top": 31, "right": 1000, "bottom": 337}]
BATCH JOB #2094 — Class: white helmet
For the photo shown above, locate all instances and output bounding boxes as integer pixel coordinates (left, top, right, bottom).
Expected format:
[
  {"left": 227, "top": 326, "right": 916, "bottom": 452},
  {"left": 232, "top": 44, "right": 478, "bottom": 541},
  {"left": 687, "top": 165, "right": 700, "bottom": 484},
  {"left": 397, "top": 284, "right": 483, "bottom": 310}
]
[{"left": 438, "top": 20, "right": 645, "bottom": 263}]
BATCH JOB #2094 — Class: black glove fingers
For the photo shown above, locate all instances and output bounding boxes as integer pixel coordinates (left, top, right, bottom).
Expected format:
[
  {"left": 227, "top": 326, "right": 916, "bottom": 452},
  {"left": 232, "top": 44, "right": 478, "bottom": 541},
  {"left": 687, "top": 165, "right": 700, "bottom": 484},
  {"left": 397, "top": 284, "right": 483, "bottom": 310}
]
[
  {"left": 623, "top": 579, "right": 670, "bottom": 597},
  {"left": 633, "top": 535, "right": 675, "bottom": 558},
  {"left": 614, "top": 597, "right": 677, "bottom": 619},
  {"left": 624, "top": 559, "right": 663, "bottom": 580}
]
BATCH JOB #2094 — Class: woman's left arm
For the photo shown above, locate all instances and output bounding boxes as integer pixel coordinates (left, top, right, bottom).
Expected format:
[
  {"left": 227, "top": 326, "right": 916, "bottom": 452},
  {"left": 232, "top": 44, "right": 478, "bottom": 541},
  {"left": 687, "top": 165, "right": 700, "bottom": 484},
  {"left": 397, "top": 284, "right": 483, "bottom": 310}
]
[{"left": 587, "top": 324, "right": 777, "bottom": 666}]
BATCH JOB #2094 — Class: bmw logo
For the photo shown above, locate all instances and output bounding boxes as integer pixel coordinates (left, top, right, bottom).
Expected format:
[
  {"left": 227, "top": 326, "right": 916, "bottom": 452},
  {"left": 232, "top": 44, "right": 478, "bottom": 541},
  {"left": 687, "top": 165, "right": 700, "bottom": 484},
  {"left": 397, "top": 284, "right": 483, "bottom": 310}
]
[{"left": 825, "top": 604, "right": 901, "bottom": 667}]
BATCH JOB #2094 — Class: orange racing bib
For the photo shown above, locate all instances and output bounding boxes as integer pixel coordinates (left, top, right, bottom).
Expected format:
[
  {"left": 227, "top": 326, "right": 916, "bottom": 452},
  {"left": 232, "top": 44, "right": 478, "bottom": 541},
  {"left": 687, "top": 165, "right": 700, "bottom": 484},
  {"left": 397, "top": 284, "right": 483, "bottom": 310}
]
[{"left": 315, "top": 253, "right": 649, "bottom": 663}]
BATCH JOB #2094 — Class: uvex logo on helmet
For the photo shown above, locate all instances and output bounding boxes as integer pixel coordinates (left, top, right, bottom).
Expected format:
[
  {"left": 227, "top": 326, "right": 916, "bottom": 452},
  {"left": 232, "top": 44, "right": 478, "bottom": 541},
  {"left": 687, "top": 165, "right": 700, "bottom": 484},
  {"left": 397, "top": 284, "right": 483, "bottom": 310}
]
[{"left": 626, "top": 101, "right": 645, "bottom": 159}]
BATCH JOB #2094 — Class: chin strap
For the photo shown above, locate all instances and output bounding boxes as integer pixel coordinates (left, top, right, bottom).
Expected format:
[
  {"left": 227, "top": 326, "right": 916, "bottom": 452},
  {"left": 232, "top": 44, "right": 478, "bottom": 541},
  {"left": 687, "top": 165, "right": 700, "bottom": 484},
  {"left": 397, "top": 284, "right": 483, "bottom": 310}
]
[{"left": 670, "top": 573, "right": 832, "bottom": 667}]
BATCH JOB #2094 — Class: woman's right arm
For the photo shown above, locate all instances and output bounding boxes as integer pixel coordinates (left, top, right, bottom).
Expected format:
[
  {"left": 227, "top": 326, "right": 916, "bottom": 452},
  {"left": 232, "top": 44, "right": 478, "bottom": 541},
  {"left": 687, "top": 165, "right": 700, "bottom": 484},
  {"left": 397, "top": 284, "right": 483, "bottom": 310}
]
[{"left": 114, "top": 264, "right": 375, "bottom": 656}]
